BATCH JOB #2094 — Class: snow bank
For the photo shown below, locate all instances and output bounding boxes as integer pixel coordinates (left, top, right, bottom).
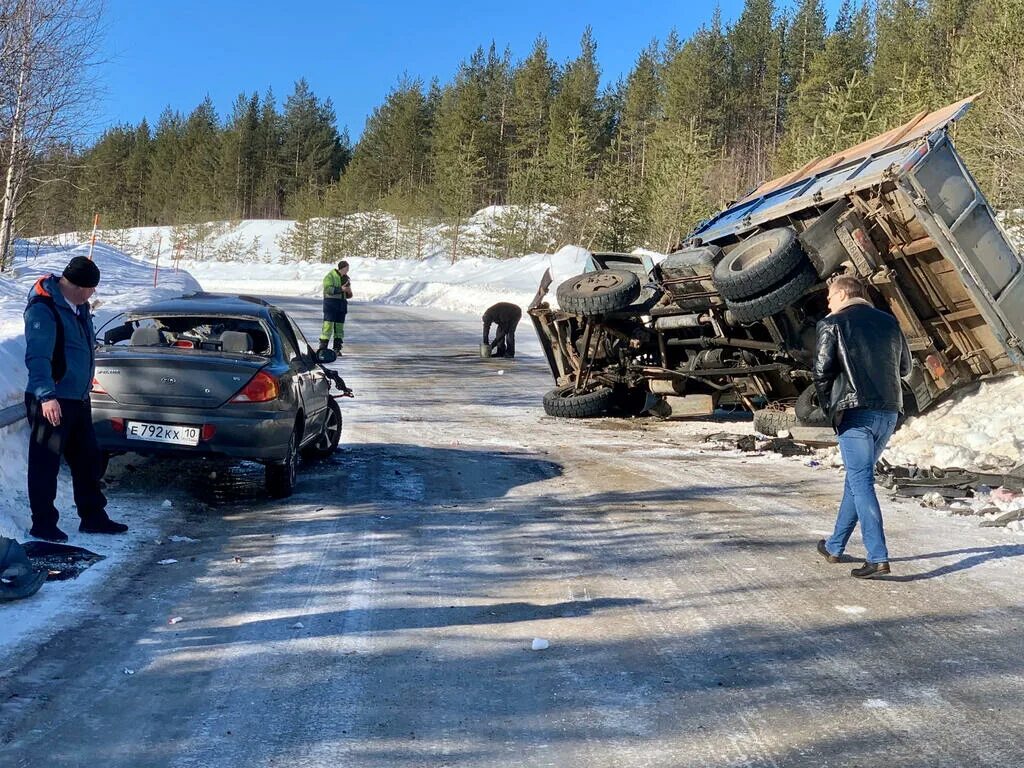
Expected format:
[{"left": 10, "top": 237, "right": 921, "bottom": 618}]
[
  {"left": 0, "top": 240, "right": 200, "bottom": 538},
  {"left": 884, "top": 375, "right": 1024, "bottom": 471},
  {"left": 183, "top": 245, "right": 592, "bottom": 317}
]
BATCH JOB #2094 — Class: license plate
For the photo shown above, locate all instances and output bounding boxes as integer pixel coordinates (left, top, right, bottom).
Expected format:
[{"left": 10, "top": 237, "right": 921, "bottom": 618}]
[{"left": 126, "top": 421, "right": 201, "bottom": 446}]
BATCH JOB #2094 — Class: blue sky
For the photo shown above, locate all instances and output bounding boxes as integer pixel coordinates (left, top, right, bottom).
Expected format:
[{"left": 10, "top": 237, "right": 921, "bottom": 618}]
[{"left": 98, "top": 0, "right": 844, "bottom": 141}]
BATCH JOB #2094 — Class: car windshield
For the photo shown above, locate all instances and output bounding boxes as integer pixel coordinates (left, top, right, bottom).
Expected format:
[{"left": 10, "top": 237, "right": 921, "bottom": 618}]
[{"left": 101, "top": 314, "right": 274, "bottom": 357}]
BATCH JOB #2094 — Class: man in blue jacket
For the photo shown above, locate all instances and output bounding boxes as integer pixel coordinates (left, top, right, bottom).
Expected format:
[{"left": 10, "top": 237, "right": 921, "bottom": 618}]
[{"left": 24, "top": 256, "right": 128, "bottom": 542}]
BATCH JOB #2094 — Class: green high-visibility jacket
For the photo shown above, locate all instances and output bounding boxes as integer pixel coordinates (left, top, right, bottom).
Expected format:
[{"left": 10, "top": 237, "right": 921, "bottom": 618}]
[{"left": 323, "top": 270, "right": 351, "bottom": 300}]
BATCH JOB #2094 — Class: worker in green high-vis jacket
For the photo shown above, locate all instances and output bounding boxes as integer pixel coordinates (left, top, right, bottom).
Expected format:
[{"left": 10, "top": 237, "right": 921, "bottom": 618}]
[{"left": 320, "top": 260, "right": 353, "bottom": 355}]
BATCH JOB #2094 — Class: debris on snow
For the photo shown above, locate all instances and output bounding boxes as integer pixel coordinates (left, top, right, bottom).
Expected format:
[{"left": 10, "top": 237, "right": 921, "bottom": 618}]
[
  {"left": 158, "top": 558, "right": 178, "bottom": 565},
  {"left": 291, "top": 622, "right": 305, "bottom": 629},
  {"left": 169, "top": 535, "right": 198, "bottom": 543},
  {"left": 161, "top": 499, "right": 173, "bottom": 509},
  {"left": 168, "top": 616, "right": 183, "bottom": 625},
  {"left": 123, "top": 668, "right": 135, "bottom": 676},
  {"left": 531, "top": 638, "right": 550, "bottom": 651}
]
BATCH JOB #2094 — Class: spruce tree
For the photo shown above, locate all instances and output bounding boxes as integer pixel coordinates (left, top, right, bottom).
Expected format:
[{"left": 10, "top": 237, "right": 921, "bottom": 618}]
[
  {"left": 280, "top": 79, "right": 348, "bottom": 198},
  {"left": 546, "top": 28, "right": 601, "bottom": 202},
  {"left": 146, "top": 108, "right": 186, "bottom": 223},
  {"left": 647, "top": 118, "right": 715, "bottom": 252},
  {"left": 953, "top": 0, "right": 1024, "bottom": 206},
  {"left": 505, "top": 37, "right": 556, "bottom": 252},
  {"left": 345, "top": 77, "right": 431, "bottom": 208},
  {"left": 727, "top": 0, "right": 784, "bottom": 187},
  {"left": 871, "top": 0, "right": 932, "bottom": 125}
]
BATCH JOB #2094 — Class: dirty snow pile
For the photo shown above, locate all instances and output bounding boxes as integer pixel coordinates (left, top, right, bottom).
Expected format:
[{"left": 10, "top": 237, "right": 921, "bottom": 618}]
[
  {"left": 884, "top": 374, "right": 1024, "bottom": 471},
  {"left": 0, "top": 240, "right": 200, "bottom": 538}
]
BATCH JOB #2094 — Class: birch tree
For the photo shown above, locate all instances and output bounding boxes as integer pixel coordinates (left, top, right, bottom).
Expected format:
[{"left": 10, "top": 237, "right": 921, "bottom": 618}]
[{"left": 0, "top": 0, "right": 103, "bottom": 270}]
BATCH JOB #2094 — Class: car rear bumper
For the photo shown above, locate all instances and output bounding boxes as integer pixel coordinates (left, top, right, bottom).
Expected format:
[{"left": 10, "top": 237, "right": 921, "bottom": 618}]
[{"left": 92, "top": 401, "right": 295, "bottom": 462}]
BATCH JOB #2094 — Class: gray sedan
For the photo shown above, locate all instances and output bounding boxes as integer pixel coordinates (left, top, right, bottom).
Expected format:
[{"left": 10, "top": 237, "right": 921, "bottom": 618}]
[{"left": 91, "top": 293, "right": 351, "bottom": 498}]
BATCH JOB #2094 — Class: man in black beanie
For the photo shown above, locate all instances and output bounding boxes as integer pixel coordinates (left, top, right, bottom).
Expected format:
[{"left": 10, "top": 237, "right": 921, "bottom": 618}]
[{"left": 23, "top": 255, "right": 128, "bottom": 542}]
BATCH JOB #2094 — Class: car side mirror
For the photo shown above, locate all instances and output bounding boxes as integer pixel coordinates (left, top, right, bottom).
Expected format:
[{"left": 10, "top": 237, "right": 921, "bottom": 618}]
[{"left": 315, "top": 348, "right": 337, "bottom": 364}]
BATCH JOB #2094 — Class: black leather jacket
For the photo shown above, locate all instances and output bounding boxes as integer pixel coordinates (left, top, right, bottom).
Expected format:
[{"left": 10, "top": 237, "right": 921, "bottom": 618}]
[{"left": 813, "top": 302, "right": 911, "bottom": 423}]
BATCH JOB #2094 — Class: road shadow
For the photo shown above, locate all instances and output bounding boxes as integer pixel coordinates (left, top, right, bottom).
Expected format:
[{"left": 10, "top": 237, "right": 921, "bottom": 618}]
[{"left": 882, "top": 544, "right": 1024, "bottom": 582}]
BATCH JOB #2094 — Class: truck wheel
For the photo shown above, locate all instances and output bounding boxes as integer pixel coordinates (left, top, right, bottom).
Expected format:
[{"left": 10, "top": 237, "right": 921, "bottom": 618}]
[
  {"left": 724, "top": 264, "right": 816, "bottom": 324},
  {"left": 543, "top": 385, "right": 614, "bottom": 418},
  {"left": 753, "top": 409, "right": 800, "bottom": 436},
  {"left": 302, "top": 399, "right": 342, "bottom": 462},
  {"left": 266, "top": 427, "right": 299, "bottom": 498},
  {"left": 795, "top": 385, "right": 832, "bottom": 427},
  {"left": 556, "top": 270, "right": 641, "bottom": 316},
  {"left": 713, "top": 227, "right": 809, "bottom": 301}
]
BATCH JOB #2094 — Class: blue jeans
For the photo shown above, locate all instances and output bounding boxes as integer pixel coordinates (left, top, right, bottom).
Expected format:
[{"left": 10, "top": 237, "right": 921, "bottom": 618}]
[{"left": 825, "top": 408, "right": 899, "bottom": 564}]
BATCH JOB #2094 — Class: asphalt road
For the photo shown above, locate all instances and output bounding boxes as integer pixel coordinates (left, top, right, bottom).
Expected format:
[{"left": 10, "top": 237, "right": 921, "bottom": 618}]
[{"left": 1, "top": 297, "right": 1023, "bottom": 767}]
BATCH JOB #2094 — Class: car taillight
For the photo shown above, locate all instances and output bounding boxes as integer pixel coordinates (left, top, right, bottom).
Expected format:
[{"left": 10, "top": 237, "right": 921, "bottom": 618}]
[
  {"left": 201, "top": 424, "right": 216, "bottom": 441},
  {"left": 110, "top": 418, "right": 125, "bottom": 433},
  {"left": 91, "top": 377, "right": 109, "bottom": 395},
  {"left": 229, "top": 371, "right": 280, "bottom": 403}
]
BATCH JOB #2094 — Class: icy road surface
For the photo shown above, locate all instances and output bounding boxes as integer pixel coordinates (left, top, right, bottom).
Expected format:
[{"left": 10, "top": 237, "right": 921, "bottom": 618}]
[{"left": 1, "top": 298, "right": 1023, "bottom": 767}]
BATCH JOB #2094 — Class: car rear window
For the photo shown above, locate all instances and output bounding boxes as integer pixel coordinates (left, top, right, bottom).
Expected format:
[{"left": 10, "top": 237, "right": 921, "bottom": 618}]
[{"left": 103, "top": 315, "right": 274, "bottom": 357}]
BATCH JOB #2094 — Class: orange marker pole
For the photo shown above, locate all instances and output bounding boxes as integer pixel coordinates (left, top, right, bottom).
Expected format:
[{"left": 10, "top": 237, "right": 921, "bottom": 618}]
[{"left": 87, "top": 213, "right": 100, "bottom": 260}]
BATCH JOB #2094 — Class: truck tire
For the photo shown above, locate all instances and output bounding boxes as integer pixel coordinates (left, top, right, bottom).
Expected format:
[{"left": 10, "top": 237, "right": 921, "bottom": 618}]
[
  {"left": 724, "top": 264, "right": 817, "bottom": 324},
  {"left": 556, "top": 270, "right": 641, "bottom": 316},
  {"left": 795, "top": 385, "right": 832, "bottom": 427},
  {"left": 713, "top": 227, "right": 809, "bottom": 301},
  {"left": 543, "top": 385, "right": 614, "bottom": 418},
  {"left": 753, "top": 409, "right": 800, "bottom": 436}
]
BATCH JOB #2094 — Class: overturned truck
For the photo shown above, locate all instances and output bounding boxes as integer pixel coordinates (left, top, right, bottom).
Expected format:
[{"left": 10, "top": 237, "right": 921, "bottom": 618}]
[{"left": 530, "top": 95, "right": 1024, "bottom": 433}]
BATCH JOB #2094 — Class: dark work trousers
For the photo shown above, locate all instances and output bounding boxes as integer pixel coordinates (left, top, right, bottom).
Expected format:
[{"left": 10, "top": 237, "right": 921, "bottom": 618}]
[
  {"left": 493, "top": 324, "right": 516, "bottom": 358},
  {"left": 25, "top": 394, "right": 107, "bottom": 528}
]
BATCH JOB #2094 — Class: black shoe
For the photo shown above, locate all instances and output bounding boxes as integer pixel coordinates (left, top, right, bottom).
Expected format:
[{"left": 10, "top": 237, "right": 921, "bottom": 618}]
[
  {"left": 318, "top": 340, "right": 329, "bottom": 352},
  {"left": 79, "top": 518, "right": 128, "bottom": 535},
  {"left": 817, "top": 539, "right": 840, "bottom": 564},
  {"left": 851, "top": 561, "right": 890, "bottom": 579},
  {"left": 29, "top": 524, "right": 68, "bottom": 543}
]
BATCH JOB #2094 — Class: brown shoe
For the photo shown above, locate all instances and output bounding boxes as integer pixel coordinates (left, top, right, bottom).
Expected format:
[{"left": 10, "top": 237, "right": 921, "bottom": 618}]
[
  {"left": 851, "top": 561, "right": 890, "bottom": 579},
  {"left": 817, "top": 539, "right": 840, "bottom": 564}
]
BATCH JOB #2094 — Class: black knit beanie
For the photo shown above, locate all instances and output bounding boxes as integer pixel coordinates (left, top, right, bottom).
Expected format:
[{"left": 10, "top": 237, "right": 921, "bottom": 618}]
[{"left": 63, "top": 256, "right": 100, "bottom": 288}]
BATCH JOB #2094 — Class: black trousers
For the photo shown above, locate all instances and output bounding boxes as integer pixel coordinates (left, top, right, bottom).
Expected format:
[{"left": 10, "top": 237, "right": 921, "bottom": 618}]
[
  {"left": 493, "top": 324, "right": 516, "bottom": 358},
  {"left": 25, "top": 394, "right": 108, "bottom": 527}
]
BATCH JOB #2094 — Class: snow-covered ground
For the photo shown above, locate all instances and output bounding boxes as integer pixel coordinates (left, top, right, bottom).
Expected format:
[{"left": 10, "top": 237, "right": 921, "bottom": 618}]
[
  {"left": 885, "top": 374, "right": 1024, "bottom": 471},
  {"left": 3, "top": 214, "right": 1024, "bottom": 667},
  {"left": 0, "top": 241, "right": 201, "bottom": 538}
]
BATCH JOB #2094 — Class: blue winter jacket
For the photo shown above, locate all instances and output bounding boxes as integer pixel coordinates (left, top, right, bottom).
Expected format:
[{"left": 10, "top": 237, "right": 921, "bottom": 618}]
[{"left": 24, "top": 274, "right": 97, "bottom": 401}]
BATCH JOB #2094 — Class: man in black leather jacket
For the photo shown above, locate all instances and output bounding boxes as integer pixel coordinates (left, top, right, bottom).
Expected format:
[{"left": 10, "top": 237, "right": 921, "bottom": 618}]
[{"left": 813, "top": 275, "right": 911, "bottom": 579}]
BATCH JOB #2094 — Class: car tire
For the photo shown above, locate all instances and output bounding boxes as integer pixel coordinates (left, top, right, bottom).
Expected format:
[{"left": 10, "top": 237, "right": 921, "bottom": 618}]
[
  {"left": 302, "top": 399, "right": 342, "bottom": 462},
  {"left": 712, "top": 227, "right": 809, "bottom": 301},
  {"left": 795, "top": 385, "right": 832, "bottom": 427},
  {"left": 543, "top": 385, "right": 614, "bottom": 418},
  {"left": 724, "top": 264, "right": 817, "bottom": 324},
  {"left": 556, "top": 270, "right": 641, "bottom": 316},
  {"left": 752, "top": 409, "right": 800, "bottom": 436},
  {"left": 266, "top": 427, "right": 299, "bottom": 498}
]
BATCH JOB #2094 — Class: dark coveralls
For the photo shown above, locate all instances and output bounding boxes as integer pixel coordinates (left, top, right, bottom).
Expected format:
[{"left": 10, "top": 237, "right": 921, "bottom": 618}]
[
  {"left": 23, "top": 275, "right": 108, "bottom": 529},
  {"left": 482, "top": 302, "right": 522, "bottom": 358}
]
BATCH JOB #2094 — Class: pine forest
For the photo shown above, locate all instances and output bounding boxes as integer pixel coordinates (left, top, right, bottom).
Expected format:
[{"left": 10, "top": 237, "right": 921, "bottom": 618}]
[{"left": 13, "top": 0, "right": 1024, "bottom": 262}]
